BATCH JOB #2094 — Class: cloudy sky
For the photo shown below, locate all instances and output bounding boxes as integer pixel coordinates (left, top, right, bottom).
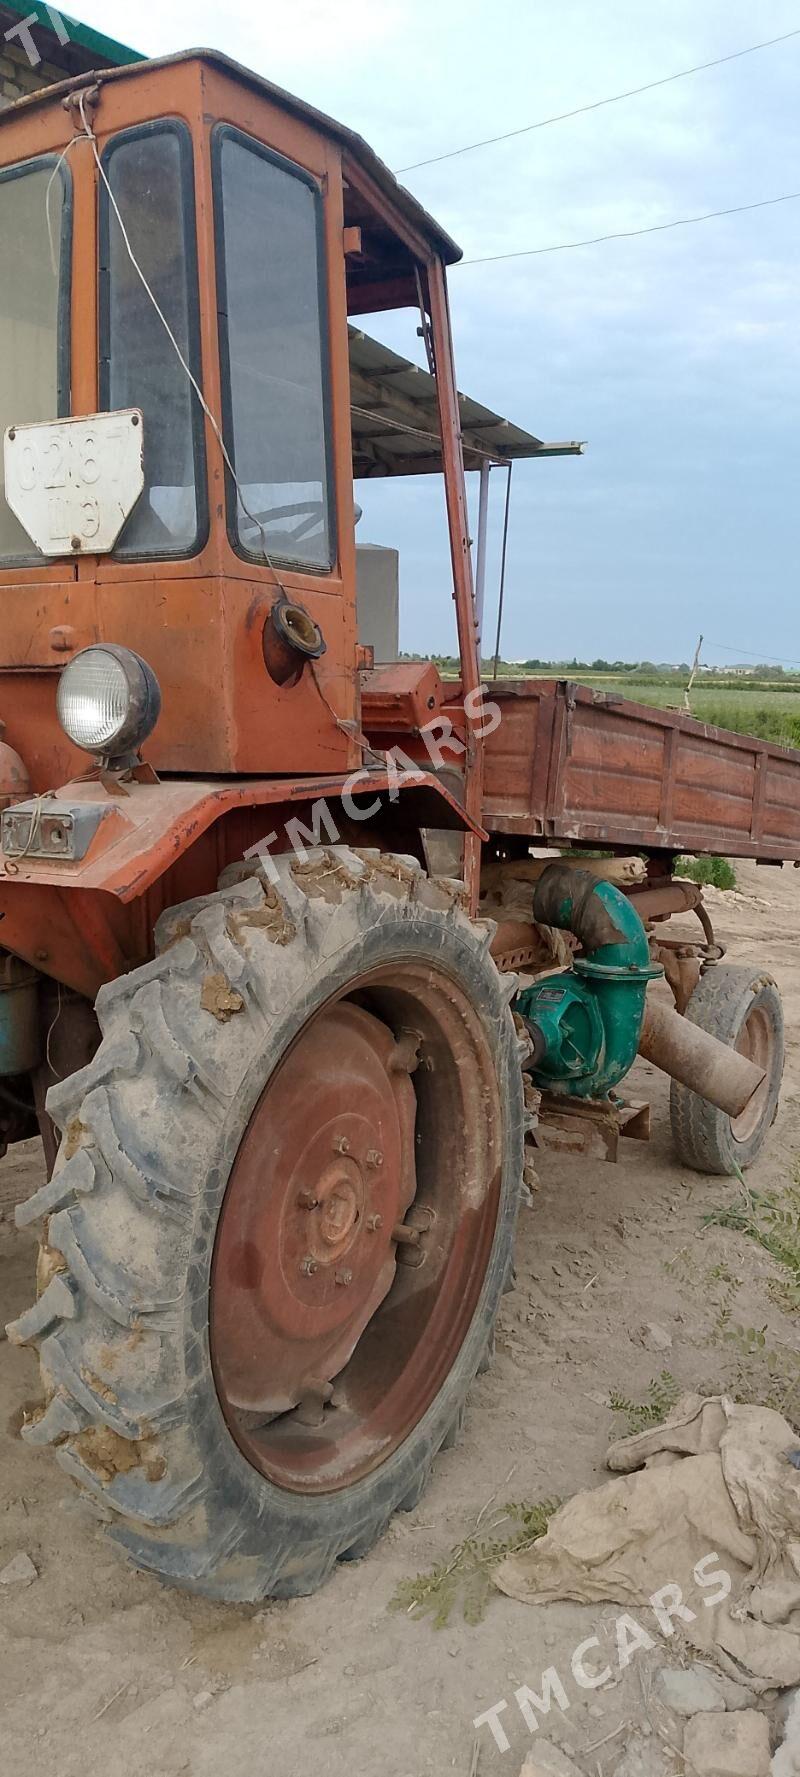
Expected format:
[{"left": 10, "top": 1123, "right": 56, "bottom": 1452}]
[{"left": 65, "top": 2, "right": 800, "bottom": 663}]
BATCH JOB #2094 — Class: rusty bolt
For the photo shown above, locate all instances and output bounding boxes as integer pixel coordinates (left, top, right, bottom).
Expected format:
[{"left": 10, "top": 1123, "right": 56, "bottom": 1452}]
[
  {"left": 7, "top": 428, "right": 15, "bottom": 442},
  {"left": 366, "top": 1149, "right": 383, "bottom": 1168},
  {"left": 299, "top": 1255, "right": 318, "bottom": 1277},
  {"left": 391, "top": 1223, "right": 421, "bottom": 1247},
  {"left": 297, "top": 1190, "right": 319, "bottom": 1210},
  {"left": 366, "top": 1214, "right": 383, "bottom": 1233},
  {"left": 333, "top": 1135, "right": 350, "bottom": 1155},
  {"left": 70, "top": 536, "right": 81, "bottom": 552},
  {"left": 334, "top": 1268, "right": 353, "bottom": 1287}
]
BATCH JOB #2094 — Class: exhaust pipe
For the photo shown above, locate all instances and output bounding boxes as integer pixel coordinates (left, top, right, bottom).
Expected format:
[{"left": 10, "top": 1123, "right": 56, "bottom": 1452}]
[{"left": 638, "top": 998, "right": 765, "bottom": 1120}]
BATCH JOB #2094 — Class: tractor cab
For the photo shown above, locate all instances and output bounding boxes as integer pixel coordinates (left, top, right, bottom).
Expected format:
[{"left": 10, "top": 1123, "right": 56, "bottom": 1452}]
[
  {"left": 0, "top": 49, "right": 579, "bottom": 811},
  {"left": 0, "top": 51, "right": 477, "bottom": 791}
]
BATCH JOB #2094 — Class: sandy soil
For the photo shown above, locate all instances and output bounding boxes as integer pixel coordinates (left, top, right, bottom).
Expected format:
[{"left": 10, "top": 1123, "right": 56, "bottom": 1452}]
[{"left": 1, "top": 857, "right": 799, "bottom": 1777}]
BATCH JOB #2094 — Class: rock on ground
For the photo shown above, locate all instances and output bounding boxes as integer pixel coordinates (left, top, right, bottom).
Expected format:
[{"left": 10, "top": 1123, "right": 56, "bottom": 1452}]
[
  {"left": 772, "top": 1689, "right": 800, "bottom": 1775},
  {"left": 656, "top": 1665, "right": 725, "bottom": 1716},
  {"left": 520, "top": 1743, "right": 583, "bottom": 1777},
  {"left": 684, "top": 1710, "right": 771, "bottom": 1777},
  {"left": 0, "top": 1552, "right": 37, "bottom": 1586}
]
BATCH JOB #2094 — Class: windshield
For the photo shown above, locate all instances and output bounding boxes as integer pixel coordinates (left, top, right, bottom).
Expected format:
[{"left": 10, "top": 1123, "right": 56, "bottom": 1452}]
[
  {"left": 100, "top": 121, "right": 206, "bottom": 558},
  {"left": 0, "top": 158, "right": 71, "bottom": 564}
]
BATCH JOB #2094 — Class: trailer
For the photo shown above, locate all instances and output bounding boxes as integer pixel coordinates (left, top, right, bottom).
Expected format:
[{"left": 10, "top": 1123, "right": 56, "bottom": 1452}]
[{"left": 0, "top": 48, "right": 794, "bottom": 1605}]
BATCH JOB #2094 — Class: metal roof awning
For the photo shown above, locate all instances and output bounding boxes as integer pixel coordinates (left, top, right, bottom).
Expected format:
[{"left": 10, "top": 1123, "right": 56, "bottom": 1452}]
[
  {"left": 349, "top": 326, "right": 584, "bottom": 478},
  {"left": 0, "top": 2, "right": 141, "bottom": 73}
]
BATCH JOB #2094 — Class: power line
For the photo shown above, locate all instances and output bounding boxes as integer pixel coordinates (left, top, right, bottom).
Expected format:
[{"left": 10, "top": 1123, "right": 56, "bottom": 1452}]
[
  {"left": 707, "top": 641, "right": 800, "bottom": 669},
  {"left": 456, "top": 189, "right": 800, "bottom": 265},
  {"left": 395, "top": 25, "right": 800, "bottom": 174}
]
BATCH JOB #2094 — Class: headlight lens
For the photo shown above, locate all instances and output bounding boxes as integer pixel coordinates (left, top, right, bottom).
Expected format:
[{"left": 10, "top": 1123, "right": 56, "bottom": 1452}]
[{"left": 56, "top": 645, "right": 161, "bottom": 758}]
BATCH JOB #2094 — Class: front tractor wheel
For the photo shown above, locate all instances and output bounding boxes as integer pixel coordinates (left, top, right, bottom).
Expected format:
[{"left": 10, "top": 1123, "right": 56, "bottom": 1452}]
[
  {"left": 9, "top": 849, "right": 523, "bottom": 1601},
  {"left": 669, "top": 964, "right": 784, "bottom": 1175}
]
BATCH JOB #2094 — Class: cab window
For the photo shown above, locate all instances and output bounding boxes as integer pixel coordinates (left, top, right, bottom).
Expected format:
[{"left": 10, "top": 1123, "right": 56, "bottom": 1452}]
[
  {"left": 100, "top": 121, "right": 206, "bottom": 558},
  {"left": 0, "top": 157, "right": 71, "bottom": 564},
  {"left": 213, "top": 127, "right": 335, "bottom": 571}
]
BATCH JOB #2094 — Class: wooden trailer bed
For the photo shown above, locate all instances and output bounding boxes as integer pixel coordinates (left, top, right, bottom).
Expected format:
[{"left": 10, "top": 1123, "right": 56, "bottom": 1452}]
[{"left": 482, "top": 679, "right": 800, "bottom": 861}]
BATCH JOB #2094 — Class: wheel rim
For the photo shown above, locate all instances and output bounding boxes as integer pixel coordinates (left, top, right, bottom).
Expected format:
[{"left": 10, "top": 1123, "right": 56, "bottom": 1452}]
[
  {"left": 210, "top": 962, "right": 503, "bottom": 1493},
  {"left": 732, "top": 1004, "right": 773, "bottom": 1143}
]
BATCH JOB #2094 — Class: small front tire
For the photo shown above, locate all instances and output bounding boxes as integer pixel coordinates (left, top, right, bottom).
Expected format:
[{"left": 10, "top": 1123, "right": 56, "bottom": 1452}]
[{"left": 669, "top": 964, "right": 784, "bottom": 1175}]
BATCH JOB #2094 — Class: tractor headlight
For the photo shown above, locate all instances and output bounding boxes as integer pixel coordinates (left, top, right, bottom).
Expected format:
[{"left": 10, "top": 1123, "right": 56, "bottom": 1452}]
[{"left": 56, "top": 645, "right": 161, "bottom": 760}]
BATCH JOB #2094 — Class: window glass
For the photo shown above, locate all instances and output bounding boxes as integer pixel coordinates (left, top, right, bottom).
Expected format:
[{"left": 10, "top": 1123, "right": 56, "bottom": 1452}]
[
  {"left": 0, "top": 160, "right": 70, "bottom": 563},
  {"left": 216, "top": 131, "right": 334, "bottom": 569},
  {"left": 102, "top": 125, "right": 204, "bottom": 556}
]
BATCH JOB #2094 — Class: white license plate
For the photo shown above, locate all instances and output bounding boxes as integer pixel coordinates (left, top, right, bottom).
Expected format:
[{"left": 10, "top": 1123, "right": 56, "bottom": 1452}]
[{"left": 3, "top": 410, "right": 145, "bottom": 557}]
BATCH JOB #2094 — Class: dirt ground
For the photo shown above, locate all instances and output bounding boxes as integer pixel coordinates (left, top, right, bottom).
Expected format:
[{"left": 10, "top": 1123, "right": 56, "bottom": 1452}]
[{"left": 1, "top": 857, "right": 799, "bottom": 1777}]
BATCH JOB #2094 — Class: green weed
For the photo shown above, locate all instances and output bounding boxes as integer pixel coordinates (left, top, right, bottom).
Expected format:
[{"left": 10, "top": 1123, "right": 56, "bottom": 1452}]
[
  {"left": 389, "top": 1497, "right": 558, "bottom": 1628},
  {"left": 607, "top": 1371, "right": 680, "bottom": 1436}
]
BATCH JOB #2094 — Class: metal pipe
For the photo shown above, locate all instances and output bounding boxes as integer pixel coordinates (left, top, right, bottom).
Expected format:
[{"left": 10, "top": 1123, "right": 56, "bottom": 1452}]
[
  {"left": 474, "top": 459, "right": 491, "bottom": 641},
  {"left": 638, "top": 999, "right": 765, "bottom": 1119}
]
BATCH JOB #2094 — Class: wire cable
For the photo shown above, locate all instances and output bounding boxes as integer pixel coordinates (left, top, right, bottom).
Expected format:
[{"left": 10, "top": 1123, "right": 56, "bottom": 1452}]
[
  {"left": 706, "top": 641, "right": 800, "bottom": 669},
  {"left": 457, "top": 189, "right": 800, "bottom": 264},
  {"left": 395, "top": 26, "right": 800, "bottom": 173}
]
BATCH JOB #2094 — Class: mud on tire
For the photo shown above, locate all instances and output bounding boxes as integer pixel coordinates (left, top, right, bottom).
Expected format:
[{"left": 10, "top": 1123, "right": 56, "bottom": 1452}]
[{"left": 8, "top": 848, "right": 523, "bottom": 1602}]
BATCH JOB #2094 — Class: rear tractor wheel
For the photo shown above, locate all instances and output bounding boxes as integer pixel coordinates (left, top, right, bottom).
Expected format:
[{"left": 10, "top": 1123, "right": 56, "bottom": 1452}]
[
  {"left": 669, "top": 964, "right": 784, "bottom": 1175},
  {"left": 8, "top": 848, "right": 523, "bottom": 1601}
]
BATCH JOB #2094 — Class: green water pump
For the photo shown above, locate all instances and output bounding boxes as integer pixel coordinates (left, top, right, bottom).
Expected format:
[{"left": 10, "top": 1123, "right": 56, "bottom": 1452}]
[{"left": 514, "top": 864, "right": 663, "bottom": 1099}]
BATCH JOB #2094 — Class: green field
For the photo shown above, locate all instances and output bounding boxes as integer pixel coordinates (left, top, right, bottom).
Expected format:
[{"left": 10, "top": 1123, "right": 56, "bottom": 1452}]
[
  {"left": 540, "top": 677, "right": 800, "bottom": 749},
  {"left": 420, "top": 656, "right": 800, "bottom": 750}
]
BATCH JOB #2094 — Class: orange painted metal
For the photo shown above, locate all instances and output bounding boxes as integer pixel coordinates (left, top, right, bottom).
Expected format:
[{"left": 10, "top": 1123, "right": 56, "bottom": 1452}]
[
  {"left": 481, "top": 679, "right": 800, "bottom": 862},
  {"left": 358, "top": 663, "right": 447, "bottom": 733},
  {"left": 0, "top": 53, "right": 485, "bottom": 994}
]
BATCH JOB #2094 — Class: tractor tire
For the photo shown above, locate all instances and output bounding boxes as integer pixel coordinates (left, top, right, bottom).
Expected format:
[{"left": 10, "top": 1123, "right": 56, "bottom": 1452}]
[
  {"left": 669, "top": 965, "right": 784, "bottom": 1175},
  {"left": 8, "top": 847, "right": 523, "bottom": 1602}
]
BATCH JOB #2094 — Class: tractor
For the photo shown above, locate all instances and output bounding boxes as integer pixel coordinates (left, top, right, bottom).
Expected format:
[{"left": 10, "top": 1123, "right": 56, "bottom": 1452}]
[{"left": 0, "top": 49, "right": 788, "bottom": 1601}]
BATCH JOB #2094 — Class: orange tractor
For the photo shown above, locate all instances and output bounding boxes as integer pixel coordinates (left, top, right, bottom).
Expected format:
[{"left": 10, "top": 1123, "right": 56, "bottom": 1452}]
[{"left": 0, "top": 49, "right": 791, "bottom": 1601}]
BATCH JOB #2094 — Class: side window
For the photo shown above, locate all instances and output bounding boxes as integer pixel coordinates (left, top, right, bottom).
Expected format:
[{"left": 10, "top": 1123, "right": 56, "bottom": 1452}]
[
  {"left": 0, "top": 156, "right": 71, "bottom": 564},
  {"left": 214, "top": 128, "right": 335, "bottom": 571},
  {"left": 100, "top": 122, "right": 206, "bottom": 558}
]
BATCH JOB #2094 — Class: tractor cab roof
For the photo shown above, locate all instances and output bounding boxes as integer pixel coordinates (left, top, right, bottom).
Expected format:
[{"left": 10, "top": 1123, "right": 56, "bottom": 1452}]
[{"left": 0, "top": 45, "right": 463, "bottom": 265}]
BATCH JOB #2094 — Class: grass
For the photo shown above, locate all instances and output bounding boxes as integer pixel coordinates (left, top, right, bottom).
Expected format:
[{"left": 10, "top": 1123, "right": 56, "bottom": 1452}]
[
  {"left": 389, "top": 1496, "right": 559, "bottom": 1627},
  {"left": 536, "top": 678, "right": 800, "bottom": 748},
  {"left": 608, "top": 1371, "right": 681, "bottom": 1436},
  {"left": 675, "top": 855, "right": 737, "bottom": 890}
]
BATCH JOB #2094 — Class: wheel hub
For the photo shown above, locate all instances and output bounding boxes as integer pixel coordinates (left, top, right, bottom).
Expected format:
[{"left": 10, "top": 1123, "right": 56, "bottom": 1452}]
[
  {"left": 211, "top": 1002, "right": 417, "bottom": 1419},
  {"left": 210, "top": 958, "right": 504, "bottom": 1495}
]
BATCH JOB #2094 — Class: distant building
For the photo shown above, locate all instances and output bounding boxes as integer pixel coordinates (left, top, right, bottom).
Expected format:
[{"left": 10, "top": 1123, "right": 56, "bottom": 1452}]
[{"left": 0, "top": 3, "right": 139, "bottom": 108}]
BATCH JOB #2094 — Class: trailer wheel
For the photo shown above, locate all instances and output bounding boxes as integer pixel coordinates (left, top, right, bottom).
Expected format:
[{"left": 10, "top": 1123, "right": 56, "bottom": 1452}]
[
  {"left": 669, "top": 965, "right": 784, "bottom": 1175},
  {"left": 8, "top": 848, "right": 523, "bottom": 1602}
]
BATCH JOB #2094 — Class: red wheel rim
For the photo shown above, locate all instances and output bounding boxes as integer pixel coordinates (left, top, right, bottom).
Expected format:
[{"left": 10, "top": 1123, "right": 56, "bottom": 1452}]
[
  {"left": 732, "top": 1004, "right": 773, "bottom": 1142},
  {"left": 210, "top": 963, "right": 503, "bottom": 1493}
]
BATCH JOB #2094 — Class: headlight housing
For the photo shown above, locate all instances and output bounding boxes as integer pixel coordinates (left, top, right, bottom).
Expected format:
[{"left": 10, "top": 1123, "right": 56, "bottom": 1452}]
[{"left": 56, "top": 645, "right": 161, "bottom": 762}]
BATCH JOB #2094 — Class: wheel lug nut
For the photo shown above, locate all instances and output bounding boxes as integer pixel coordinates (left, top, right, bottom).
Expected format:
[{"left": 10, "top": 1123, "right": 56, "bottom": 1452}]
[
  {"left": 367, "top": 1214, "right": 383, "bottom": 1232},
  {"left": 366, "top": 1149, "right": 383, "bottom": 1168},
  {"left": 333, "top": 1135, "right": 350, "bottom": 1155},
  {"left": 297, "top": 1190, "right": 319, "bottom": 1210},
  {"left": 299, "top": 1255, "right": 318, "bottom": 1276},
  {"left": 334, "top": 1268, "right": 353, "bottom": 1287}
]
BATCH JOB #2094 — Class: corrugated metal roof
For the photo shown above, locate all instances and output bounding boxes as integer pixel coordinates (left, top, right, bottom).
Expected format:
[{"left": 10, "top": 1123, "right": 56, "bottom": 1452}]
[
  {"left": 349, "top": 327, "right": 584, "bottom": 477},
  {"left": 0, "top": 2, "right": 141, "bottom": 69},
  {"left": 0, "top": 46, "right": 463, "bottom": 263}
]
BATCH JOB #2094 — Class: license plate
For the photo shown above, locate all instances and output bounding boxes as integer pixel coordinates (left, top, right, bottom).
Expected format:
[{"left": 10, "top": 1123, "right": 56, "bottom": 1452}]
[{"left": 3, "top": 410, "right": 145, "bottom": 556}]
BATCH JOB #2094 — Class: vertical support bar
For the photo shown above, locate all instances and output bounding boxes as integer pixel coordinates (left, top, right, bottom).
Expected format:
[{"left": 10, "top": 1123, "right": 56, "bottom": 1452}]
[
  {"left": 427, "top": 257, "right": 484, "bottom": 911},
  {"left": 474, "top": 459, "right": 491, "bottom": 643}
]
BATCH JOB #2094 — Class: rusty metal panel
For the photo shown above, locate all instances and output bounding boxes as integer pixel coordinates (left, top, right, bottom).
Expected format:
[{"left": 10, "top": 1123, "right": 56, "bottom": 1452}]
[{"left": 482, "top": 680, "right": 800, "bottom": 860}]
